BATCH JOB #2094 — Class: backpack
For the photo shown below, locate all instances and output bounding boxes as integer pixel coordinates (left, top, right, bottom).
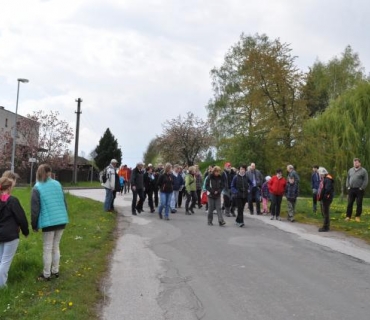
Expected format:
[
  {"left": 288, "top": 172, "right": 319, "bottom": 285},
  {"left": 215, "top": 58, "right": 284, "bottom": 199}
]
[{"left": 99, "top": 167, "right": 108, "bottom": 184}]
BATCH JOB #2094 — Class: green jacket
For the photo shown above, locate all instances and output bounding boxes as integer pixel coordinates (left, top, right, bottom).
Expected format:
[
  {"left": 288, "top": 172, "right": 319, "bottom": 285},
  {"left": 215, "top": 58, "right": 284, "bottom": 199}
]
[{"left": 185, "top": 174, "right": 196, "bottom": 192}]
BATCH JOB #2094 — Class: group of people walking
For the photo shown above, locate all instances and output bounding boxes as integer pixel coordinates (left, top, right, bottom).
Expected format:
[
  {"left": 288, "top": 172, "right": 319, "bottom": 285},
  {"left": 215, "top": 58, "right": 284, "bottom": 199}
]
[
  {"left": 101, "top": 157, "right": 368, "bottom": 233},
  {"left": 0, "top": 165, "right": 69, "bottom": 288}
]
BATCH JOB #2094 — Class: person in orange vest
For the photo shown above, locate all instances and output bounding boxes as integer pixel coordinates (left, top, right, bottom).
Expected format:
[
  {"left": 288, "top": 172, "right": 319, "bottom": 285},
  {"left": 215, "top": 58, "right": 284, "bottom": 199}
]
[{"left": 118, "top": 165, "right": 127, "bottom": 195}]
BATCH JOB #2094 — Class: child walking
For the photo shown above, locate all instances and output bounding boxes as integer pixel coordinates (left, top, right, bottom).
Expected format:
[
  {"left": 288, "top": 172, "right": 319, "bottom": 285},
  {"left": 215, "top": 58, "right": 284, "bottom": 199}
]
[
  {"left": 261, "top": 176, "right": 271, "bottom": 214},
  {"left": 0, "top": 176, "right": 29, "bottom": 287},
  {"left": 285, "top": 176, "right": 299, "bottom": 222}
]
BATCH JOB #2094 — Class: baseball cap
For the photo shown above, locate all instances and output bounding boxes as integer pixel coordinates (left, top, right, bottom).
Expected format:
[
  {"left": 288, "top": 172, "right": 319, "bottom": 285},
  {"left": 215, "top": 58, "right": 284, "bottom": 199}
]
[
  {"left": 111, "top": 159, "right": 118, "bottom": 163},
  {"left": 225, "top": 162, "right": 231, "bottom": 167}
]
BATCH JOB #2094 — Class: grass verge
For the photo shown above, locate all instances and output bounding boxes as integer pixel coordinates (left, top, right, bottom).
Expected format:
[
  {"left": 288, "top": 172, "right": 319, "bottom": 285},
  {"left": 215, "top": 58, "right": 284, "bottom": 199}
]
[
  {"left": 279, "top": 197, "right": 370, "bottom": 243},
  {"left": 0, "top": 188, "right": 116, "bottom": 320}
]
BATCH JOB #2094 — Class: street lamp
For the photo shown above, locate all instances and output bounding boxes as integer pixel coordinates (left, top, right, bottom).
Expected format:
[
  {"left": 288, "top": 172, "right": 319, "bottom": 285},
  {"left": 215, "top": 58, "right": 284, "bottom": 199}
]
[{"left": 10, "top": 78, "right": 29, "bottom": 173}]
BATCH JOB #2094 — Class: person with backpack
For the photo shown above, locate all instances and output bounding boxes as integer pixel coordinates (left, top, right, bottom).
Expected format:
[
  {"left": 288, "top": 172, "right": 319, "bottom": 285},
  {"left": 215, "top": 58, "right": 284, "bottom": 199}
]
[{"left": 101, "top": 159, "right": 118, "bottom": 212}]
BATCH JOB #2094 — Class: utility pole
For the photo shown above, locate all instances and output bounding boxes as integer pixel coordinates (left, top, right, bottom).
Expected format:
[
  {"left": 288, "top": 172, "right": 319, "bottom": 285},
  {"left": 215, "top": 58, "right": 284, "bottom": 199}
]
[{"left": 73, "top": 98, "right": 82, "bottom": 184}]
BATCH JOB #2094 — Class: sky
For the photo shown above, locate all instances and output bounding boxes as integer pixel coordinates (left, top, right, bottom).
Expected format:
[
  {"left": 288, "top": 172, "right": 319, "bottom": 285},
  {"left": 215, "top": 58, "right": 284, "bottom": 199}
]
[{"left": 1, "top": 0, "right": 369, "bottom": 167}]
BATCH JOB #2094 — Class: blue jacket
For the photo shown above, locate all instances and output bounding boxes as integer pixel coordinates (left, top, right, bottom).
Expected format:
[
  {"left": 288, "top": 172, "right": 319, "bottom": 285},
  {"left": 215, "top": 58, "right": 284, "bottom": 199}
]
[
  {"left": 311, "top": 172, "right": 320, "bottom": 190},
  {"left": 31, "top": 178, "right": 69, "bottom": 230},
  {"left": 172, "top": 173, "right": 184, "bottom": 191}
]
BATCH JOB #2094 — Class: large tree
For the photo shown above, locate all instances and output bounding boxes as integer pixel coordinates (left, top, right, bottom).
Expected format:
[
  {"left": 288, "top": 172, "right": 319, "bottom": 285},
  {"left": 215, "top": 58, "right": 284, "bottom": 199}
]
[
  {"left": 143, "top": 138, "right": 162, "bottom": 165},
  {"left": 94, "top": 128, "right": 122, "bottom": 170},
  {"left": 303, "top": 45, "right": 366, "bottom": 117},
  {"left": 157, "top": 112, "right": 212, "bottom": 165},
  {"left": 207, "top": 33, "right": 308, "bottom": 170},
  {"left": 303, "top": 81, "right": 370, "bottom": 196}
]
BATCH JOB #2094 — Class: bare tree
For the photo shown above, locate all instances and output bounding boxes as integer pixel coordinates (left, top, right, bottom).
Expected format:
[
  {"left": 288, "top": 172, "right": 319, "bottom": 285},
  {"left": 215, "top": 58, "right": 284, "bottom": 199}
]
[{"left": 157, "top": 112, "right": 213, "bottom": 165}]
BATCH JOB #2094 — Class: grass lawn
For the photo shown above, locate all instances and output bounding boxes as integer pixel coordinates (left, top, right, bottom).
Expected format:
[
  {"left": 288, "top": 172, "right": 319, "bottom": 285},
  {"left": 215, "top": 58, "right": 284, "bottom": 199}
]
[
  {"left": 0, "top": 188, "right": 116, "bottom": 320},
  {"left": 280, "top": 197, "right": 370, "bottom": 243},
  {"left": 61, "top": 181, "right": 103, "bottom": 188}
]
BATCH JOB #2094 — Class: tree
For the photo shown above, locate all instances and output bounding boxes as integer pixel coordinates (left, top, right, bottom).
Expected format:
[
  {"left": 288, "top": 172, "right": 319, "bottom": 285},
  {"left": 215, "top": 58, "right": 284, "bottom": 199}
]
[
  {"left": 143, "top": 138, "right": 162, "bottom": 165},
  {"left": 207, "top": 33, "right": 308, "bottom": 169},
  {"left": 94, "top": 128, "right": 122, "bottom": 170},
  {"left": 0, "top": 110, "right": 74, "bottom": 169},
  {"left": 157, "top": 112, "right": 213, "bottom": 166},
  {"left": 303, "top": 81, "right": 370, "bottom": 197},
  {"left": 303, "top": 45, "right": 366, "bottom": 116}
]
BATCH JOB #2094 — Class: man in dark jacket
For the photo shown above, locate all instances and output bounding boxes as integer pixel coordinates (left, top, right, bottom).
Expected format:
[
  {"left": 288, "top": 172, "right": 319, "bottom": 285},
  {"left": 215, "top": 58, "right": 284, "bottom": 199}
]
[
  {"left": 130, "top": 162, "right": 144, "bottom": 215},
  {"left": 222, "top": 162, "right": 236, "bottom": 217},
  {"left": 246, "top": 163, "right": 264, "bottom": 215},
  {"left": 317, "top": 167, "right": 334, "bottom": 232},
  {"left": 231, "top": 165, "right": 251, "bottom": 227}
]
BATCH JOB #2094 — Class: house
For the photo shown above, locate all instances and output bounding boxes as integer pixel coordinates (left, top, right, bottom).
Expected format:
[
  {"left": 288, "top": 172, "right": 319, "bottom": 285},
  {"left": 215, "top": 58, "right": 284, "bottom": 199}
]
[{"left": 0, "top": 106, "right": 40, "bottom": 168}]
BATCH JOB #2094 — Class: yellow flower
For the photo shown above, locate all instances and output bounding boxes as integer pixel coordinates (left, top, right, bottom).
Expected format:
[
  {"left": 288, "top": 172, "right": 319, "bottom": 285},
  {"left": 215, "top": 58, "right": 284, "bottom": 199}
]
[{"left": 68, "top": 302, "right": 73, "bottom": 307}]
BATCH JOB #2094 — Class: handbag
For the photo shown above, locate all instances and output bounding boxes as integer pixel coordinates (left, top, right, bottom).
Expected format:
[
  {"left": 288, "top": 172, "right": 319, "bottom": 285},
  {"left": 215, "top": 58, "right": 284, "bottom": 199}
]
[{"left": 201, "top": 191, "right": 208, "bottom": 204}]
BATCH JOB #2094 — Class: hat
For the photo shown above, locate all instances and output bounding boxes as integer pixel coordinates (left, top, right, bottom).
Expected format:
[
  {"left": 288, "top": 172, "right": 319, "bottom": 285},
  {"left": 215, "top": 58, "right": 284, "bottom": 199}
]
[
  {"left": 148, "top": 163, "right": 153, "bottom": 167},
  {"left": 225, "top": 162, "right": 231, "bottom": 167},
  {"left": 318, "top": 167, "right": 328, "bottom": 175},
  {"left": 111, "top": 159, "right": 118, "bottom": 163},
  {"left": 265, "top": 175, "right": 271, "bottom": 181}
]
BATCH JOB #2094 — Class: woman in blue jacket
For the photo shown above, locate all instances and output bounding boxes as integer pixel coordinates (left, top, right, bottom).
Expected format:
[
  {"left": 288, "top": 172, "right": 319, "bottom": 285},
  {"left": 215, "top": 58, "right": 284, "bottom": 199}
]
[{"left": 31, "top": 164, "right": 69, "bottom": 281}]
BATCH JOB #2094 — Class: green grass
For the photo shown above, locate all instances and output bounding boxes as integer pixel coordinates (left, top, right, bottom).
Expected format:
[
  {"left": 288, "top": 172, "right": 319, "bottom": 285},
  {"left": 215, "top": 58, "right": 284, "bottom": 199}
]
[
  {"left": 0, "top": 188, "right": 116, "bottom": 320},
  {"left": 280, "top": 197, "right": 370, "bottom": 243}
]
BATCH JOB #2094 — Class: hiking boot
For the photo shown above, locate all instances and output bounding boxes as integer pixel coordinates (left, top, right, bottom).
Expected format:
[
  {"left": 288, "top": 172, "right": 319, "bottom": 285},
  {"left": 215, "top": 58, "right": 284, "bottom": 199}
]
[
  {"left": 355, "top": 217, "right": 361, "bottom": 222},
  {"left": 318, "top": 227, "right": 329, "bottom": 232},
  {"left": 345, "top": 217, "right": 351, "bottom": 221}
]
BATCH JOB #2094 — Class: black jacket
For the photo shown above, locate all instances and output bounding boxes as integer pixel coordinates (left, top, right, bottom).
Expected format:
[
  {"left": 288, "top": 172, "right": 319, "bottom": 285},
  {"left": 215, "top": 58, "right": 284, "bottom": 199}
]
[
  {"left": 130, "top": 167, "right": 144, "bottom": 189},
  {"left": 144, "top": 172, "right": 156, "bottom": 192},
  {"left": 157, "top": 173, "right": 174, "bottom": 193},
  {"left": 0, "top": 196, "right": 29, "bottom": 242},
  {"left": 206, "top": 174, "right": 224, "bottom": 199},
  {"left": 319, "top": 175, "right": 335, "bottom": 202},
  {"left": 231, "top": 174, "right": 251, "bottom": 199}
]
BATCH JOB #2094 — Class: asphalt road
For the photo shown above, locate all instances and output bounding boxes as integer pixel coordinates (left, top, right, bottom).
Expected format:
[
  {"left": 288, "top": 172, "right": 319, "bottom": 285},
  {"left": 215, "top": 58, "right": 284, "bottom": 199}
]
[{"left": 69, "top": 190, "right": 370, "bottom": 320}]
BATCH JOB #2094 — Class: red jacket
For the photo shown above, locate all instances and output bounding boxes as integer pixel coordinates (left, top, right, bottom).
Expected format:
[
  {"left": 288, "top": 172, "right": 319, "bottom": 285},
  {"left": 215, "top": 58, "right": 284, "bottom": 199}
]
[{"left": 268, "top": 175, "right": 286, "bottom": 196}]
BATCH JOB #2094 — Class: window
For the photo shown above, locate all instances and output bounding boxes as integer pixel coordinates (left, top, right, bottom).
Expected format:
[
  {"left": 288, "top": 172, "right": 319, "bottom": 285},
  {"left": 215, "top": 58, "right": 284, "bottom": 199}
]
[{"left": 5, "top": 118, "right": 8, "bottom": 127}]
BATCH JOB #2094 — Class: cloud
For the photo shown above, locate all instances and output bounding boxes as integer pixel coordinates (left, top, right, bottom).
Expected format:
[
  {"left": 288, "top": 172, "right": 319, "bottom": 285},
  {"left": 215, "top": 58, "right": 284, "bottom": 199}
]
[{"left": 0, "top": 0, "right": 369, "bottom": 166}]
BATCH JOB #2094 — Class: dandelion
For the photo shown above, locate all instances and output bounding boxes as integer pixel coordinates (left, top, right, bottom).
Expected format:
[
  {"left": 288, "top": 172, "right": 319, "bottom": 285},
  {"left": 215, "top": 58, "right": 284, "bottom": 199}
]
[
  {"left": 68, "top": 302, "right": 73, "bottom": 307},
  {"left": 55, "top": 289, "right": 60, "bottom": 293}
]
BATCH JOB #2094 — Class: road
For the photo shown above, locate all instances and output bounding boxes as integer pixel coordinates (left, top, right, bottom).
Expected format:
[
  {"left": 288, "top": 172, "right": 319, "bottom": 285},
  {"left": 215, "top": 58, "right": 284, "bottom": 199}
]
[{"left": 69, "top": 190, "right": 370, "bottom": 320}]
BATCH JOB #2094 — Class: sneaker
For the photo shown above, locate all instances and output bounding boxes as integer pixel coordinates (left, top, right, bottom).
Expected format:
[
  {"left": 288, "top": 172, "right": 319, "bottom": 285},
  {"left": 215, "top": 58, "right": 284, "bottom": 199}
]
[
  {"left": 132, "top": 212, "right": 137, "bottom": 216},
  {"left": 231, "top": 212, "right": 236, "bottom": 217},
  {"left": 219, "top": 221, "right": 226, "bottom": 226},
  {"left": 225, "top": 213, "right": 231, "bottom": 217},
  {"left": 150, "top": 209, "right": 156, "bottom": 213},
  {"left": 51, "top": 272, "right": 59, "bottom": 278},
  {"left": 171, "top": 209, "right": 177, "bottom": 213},
  {"left": 159, "top": 213, "right": 163, "bottom": 219},
  {"left": 239, "top": 223, "right": 244, "bottom": 227},
  {"left": 270, "top": 216, "right": 275, "bottom": 220},
  {"left": 38, "top": 274, "right": 51, "bottom": 281},
  {"left": 355, "top": 217, "right": 361, "bottom": 222},
  {"left": 290, "top": 218, "right": 295, "bottom": 223},
  {"left": 208, "top": 221, "right": 213, "bottom": 226},
  {"left": 164, "top": 216, "right": 170, "bottom": 221},
  {"left": 345, "top": 217, "right": 351, "bottom": 221},
  {"left": 190, "top": 208, "right": 195, "bottom": 214},
  {"left": 276, "top": 217, "right": 281, "bottom": 221}
]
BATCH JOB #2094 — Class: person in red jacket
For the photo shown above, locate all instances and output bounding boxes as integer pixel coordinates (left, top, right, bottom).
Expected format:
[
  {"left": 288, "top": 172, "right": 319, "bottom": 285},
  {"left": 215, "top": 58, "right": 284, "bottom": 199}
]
[{"left": 268, "top": 169, "right": 287, "bottom": 221}]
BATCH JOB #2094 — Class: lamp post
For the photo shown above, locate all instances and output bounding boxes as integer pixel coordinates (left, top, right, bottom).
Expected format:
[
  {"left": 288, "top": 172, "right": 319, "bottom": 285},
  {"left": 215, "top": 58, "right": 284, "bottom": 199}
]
[{"left": 10, "top": 78, "right": 29, "bottom": 173}]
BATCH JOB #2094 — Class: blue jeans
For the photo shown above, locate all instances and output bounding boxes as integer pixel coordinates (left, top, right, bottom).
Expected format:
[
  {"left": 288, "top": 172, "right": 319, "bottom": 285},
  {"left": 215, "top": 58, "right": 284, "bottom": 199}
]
[
  {"left": 159, "top": 192, "right": 173, "bottom": 217},
  {"left": 0, "top": 238, "right": 20, "bottom": 287},
  {"left": 104, "top": 188, "right": 113, "bottom": 211}
]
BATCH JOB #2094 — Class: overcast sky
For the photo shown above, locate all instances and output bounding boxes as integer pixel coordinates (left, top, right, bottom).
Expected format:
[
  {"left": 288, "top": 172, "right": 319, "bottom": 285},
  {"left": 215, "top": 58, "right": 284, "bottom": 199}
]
[{"left": 1, "top": 0, "right": 369, "bottom": 167}]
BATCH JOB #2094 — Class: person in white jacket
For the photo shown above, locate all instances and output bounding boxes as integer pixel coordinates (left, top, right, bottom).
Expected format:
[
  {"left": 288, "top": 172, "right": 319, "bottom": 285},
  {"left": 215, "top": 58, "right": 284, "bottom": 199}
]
[{"left": 102, "top": 159, "right": 118, "bottom": 212}]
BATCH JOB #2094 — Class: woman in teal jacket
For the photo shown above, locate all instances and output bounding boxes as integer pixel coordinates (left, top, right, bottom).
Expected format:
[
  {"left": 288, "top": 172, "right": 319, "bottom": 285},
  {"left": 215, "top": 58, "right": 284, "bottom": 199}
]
[{"left": 31, "top": 164, "right": 69, "bottom": 281}]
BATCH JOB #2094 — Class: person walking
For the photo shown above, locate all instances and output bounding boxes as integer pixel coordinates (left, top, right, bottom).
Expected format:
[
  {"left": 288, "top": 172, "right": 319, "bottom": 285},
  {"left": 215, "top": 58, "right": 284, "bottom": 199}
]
[
  {"left": 0, "top": 176, "right": 29, "bottom": 287},
  {"left": 311, "top": 165, "right": 320, "bottom": 213},
  {"left": 231, "top": 165, "right": 251, "bottom": 227},
  {"left": 170, "top": 164, "right": 184, "bottom": 213},
  {"left": 205, "top": 166, "right": 226, "bottom": 226},
  {"left": 317, "top": 167, "right": 334, "bottom": 232},
  {"left": 222, "top": 162, "right": 236, "bottom": 217},
  {"left": 268, "top": 169, "right": 286, "bottom": 221},
  {"left": 31, "top": 164, "right": 69, "bottom": 281},
  {"left": 345, "top": 158, "right": 368, "bottom": 222},
  {"left": 130, "top": 162, "right": 145, "bottom": 215},
  {"left": 143, "top": 166, "right": 156, "bottom": 213},
  {"left": 101, "top": 159, "right": 118, "bottom": 212},
  {"left": 261, "top": 176, "right": 271, "bottom": 214},
  {"left": 185, "top": 166, "right": 197, "bottom": 215},
  {"left": 246, "top": 163, "right": 264, "bottom": 215},
  {"left": 157, "top": 163, "right": 174, "bottom": 220}
]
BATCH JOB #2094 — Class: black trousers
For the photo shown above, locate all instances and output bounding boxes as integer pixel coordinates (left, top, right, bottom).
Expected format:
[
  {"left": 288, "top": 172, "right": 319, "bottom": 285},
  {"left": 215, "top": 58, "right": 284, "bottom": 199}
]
[
  {"left": 132, "top": 188, "right": 144, "bottom": 213},
  {"left": 346, "top": 188, "right": 364, "bottom": 218},
  {"left": 312, "top": 191, "right": 318, "bottom": 212},
  {"left": 196, "top": 189, "right": 202, "bottom": 207},
  {"left": 321, "top": 199, "right": 332, "bottom": 229},
  {"left": 248, "top": 187, "right": 261, "bottom": 214},
  {"left": 178, "top": 189, "right": 184, "bottom": 207},
  {"left": 145, "top": 189, "right": 154, "bottom": 210},
  {"left": 235, "top": 197, "right": 248, "bottom": 223},
  {"left": 154, "top": 188, "right": 159, "bottom": 207},
  {"left": 270, "top": 194, "right": 283, "bottom": 217},
  {"left": 185, "top": 191, "right": 197, "bottom": 211}
]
